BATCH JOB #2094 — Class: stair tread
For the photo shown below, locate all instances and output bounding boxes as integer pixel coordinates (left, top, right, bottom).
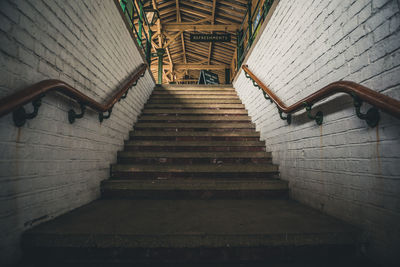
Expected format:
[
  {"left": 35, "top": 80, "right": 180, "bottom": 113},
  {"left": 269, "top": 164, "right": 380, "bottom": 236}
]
[
  {"left": 145, "top": 104, "right": 245, "bottom": 108},
  {"left": 159, "top": 85, "right": 234, "bottom": 90},
  {"left": 102, "top": 179, "right": 288, "bottom": 190},
  {"left": 118, "top": 151, "right": 270, "bottom": 158},
  {"left": 125, "top": 140, "right": 264, "bottom": 146},
  {"left": 152, "top": 91, "right": 237, "bottom": 95},
  {"left": 138, "top": 115, "right": 251, "bottom": 121},
  {"left": 151, "top": 95, "right": 240, "bottom": 99},
  {"left": 130, "top": 131, "right": 260, "bottom": 137},
  {"left": 148, "top": 99, "right": 243, "bottom": 104},
  {"left": 24, "top": 199, "right": 358, "bottom": 248},
  {"left": 112, "top": 164, "right": 278, "bottom": 173},
  {"left": 142, "top": 109, "right": 248, "bottom": 114},
  {"left": 134, "top": 122, "right": 254, "bottom": 128}
]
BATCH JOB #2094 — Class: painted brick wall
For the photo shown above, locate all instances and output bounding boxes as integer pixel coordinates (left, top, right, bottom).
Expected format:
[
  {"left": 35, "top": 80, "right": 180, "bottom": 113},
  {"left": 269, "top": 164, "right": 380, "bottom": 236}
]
[
  {"left": 0, "top": 0, "right": 155, "bottom": 264},
  {"left": 234, "top": 0, "right": 400, "bottom": 264}
]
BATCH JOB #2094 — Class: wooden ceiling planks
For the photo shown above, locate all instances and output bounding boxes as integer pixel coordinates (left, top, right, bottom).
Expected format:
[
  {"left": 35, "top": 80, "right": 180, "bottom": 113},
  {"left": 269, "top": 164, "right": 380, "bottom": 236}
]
[{"left": 148, "top": 0, "right": 247, "bottom": 84}]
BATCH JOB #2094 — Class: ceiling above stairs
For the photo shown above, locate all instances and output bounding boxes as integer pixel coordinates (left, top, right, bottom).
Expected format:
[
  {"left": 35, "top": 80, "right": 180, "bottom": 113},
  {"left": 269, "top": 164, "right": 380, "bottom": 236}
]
[{"left": 140, "top": 0, "right": 248, "bottom": 84}]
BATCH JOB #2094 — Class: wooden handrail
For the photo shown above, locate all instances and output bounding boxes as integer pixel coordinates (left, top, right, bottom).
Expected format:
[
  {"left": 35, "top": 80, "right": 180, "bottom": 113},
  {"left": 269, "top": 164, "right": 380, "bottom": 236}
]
[
  {"left": 0, "top": 64, "right": 147, "bottom": 126},
  {"left": 242, "top": 65, "right": 400, "bottom": 127}
]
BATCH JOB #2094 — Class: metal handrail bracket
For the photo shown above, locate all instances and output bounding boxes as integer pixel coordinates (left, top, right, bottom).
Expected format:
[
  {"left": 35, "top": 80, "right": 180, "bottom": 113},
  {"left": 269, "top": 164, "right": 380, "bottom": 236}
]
[{"left": 242, "top": 64, "right": 400, "bottom": 127}]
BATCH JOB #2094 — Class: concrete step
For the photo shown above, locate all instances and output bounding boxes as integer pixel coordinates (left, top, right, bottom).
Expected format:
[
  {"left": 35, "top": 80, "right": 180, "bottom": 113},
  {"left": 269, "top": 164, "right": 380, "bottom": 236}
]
[
  {"left": 22, "top": 199, "right": 360, "bottom": 265},
  {"left": 134, "top": 122, "right": 255, "bottom": 130},
  {"left": 152, "top": 90, "right": 237, "bottom": 95},
  {"left": 144, "top": 103, "right": 245, "bottom": 108},
  {"left": 159, "top": 85, "right": 234, "bottom": 90},
  {"left": 147, "top": 99, "right": 243, "bottom": 104},
  {"left": 18, "top": 262, "right": 378, "bottom": 267},
  {"left": 151, "top": 95, "right": 240, "bottom": 99},
  {"left": 129, "top": 131, "right": 261, "bottom": 141},
  {"left": 142, "top": 108, "right": 248, "bottom": 115},
  {"left": 138, "top": 115, "right": 251, "bottom": 122},
  {"left": 110, "top": 164, "right": 278, "bottom": 179},
  {"left": 117, "top": 151, "right": 272, "bottom": 164},
  {"left": 125, "top": 140, "right": 265, "bottom": 147},
  {"left": 101, "top": 179, "right": 288, "bottom": 199},
  {"left": 124, "top": 140, "right": 265, "bottom": 152}
]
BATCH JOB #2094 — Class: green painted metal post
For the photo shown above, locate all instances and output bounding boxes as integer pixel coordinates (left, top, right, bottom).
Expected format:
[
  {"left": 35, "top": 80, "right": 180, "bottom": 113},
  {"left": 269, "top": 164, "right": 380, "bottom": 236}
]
[
  {"left": 146, "top": 30, "right": 152, "bottom": 65},
  {"left": 156, "top": 48, "right": 165, "bottom": 84},
  {"left": 120, "top": 0, "right": 127, "bottom": 12},
  {"left": 138, "top": 1, "right": 143, "bottom": 47}
]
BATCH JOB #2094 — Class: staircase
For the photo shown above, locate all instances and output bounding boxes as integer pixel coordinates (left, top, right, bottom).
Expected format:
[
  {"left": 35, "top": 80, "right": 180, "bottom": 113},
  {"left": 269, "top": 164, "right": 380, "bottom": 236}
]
[{"left": 22, "top": 85, "right": 365, "bottom": 266}]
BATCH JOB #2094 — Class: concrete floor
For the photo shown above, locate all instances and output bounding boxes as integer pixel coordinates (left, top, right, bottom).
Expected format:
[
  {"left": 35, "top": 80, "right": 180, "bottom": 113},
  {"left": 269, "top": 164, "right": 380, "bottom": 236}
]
[{"left": 24, "top": 199, "right": 358, "bottom": 248}]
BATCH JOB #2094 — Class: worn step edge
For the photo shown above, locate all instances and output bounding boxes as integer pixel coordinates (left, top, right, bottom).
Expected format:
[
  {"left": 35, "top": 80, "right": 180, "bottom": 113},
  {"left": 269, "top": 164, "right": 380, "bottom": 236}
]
[
  {"left": 101, "top": 179, "right": 287, "bottom": 191},
  {"left": 152, "top": 91, "right": 237, "bottom": 95},
  {"left": 159, "top": 85, "right": 234, "bottom": 89},
  {"left": 111, "top": 164, "right": 279, "bottom": 173},
  {"left": 151, "top": 96, "right": 240, "bottom": 99},
  {"left": 124, "top": 141, "right": 265, "bottom": 147},
  {"left": 23, "top": 231, "right": 357, "bottom": 248},
  {"left": 144, "top": 104, "right": 245, "bottom": 108},
  {"left": 138, "top": 116, "right": 251, "bottom": 122},
  {"left": 134, "top": 123, "right": 255, "bottom": 128},
  {"left": 147, "top": 99, "right": 243, "bottom": 104},
  {"left": 142, "top": 109, "right": 248, "bottom": 114},
  {"left": 129, "top": 131, "right": 260, "bottom": 137},
  {"left": 117, "top": 151, "right": 271, "bottom": 158}
]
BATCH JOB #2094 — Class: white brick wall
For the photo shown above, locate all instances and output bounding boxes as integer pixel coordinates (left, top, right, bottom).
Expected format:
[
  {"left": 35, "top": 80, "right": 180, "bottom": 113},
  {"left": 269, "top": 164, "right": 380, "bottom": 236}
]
[
  {"left": 0, "top": 0, "right": 155, "bottom": 264},
  {"left": 234, "top": 0, "right": 400, "bottom": 264}
]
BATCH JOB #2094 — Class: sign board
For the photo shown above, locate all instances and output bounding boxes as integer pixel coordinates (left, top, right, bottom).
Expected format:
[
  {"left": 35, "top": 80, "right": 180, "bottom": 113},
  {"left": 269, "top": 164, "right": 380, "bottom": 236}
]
[
  {"left": 198, "top": 70, "right": 219, "bottom": 85},
  {"left": 190, "top": 33, "right": 231, "bottom": 42}
]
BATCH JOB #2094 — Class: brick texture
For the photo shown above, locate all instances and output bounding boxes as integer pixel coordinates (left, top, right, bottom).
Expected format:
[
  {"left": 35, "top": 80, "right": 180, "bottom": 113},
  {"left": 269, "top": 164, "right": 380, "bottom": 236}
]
[
  {"left": 0, "top": 0, "right": 155, "bottom": 265},
  {"left": 234, "top": 0, "right": 400, "bottom": 264}
]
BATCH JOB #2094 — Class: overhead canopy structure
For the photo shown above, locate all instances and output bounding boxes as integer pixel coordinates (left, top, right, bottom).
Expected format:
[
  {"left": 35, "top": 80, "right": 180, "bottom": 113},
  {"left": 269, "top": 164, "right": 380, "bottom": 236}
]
[{"left": 135, "top": 0, "right": 248, "bottom": 84}]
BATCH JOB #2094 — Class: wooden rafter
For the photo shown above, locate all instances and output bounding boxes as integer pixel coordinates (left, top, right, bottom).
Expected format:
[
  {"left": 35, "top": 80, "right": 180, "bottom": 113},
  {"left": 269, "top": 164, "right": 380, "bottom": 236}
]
[
  {"left": 164, "top": 64, "right": 229, "bottom": 70},
  {"left": 163, "top": 30, "right": 183, "bottom": 48},
  {"left": 176, "top": 0, "right": 187, "bottom": 64},
  {"left": 151, "top": 23, "right": 239, "bottom": 31},
  {"left": 208, "top": 0, "right": 217, "bottom": 65}
]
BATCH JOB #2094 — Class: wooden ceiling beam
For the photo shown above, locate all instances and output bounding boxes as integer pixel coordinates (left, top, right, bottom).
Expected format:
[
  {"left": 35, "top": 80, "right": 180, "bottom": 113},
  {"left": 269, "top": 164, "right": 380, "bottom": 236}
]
[
  {"left": 219, "top": 1, "right": 247, "bottom": 11},
  {"left": 208, "top": 0, "right": 217, "bottom": 65},
  {"left": 159, "top": 6, "right": 178, "bottom": 16},
  {"left": 217, "top": 5, "right": 245, "bottom": 17},
  {"left": 215, "top": 16, "right": 242, "bottom": 24},
  {"left": 180, "top": 7, "right": 210, "bottom": 18},
  {"left": 186, "top": 51, "right": 208, "bottom": 61},
  {"left": 152, "top": 23, "right": 239, "bottom": 31},
  {"left": 189, "top": 0, "right": 213, "bottom": 7},
  {"left": 158, "top": 1, "right": 175, "bottom": 9},
  {"left": 163, "top": 30, "right": 183, "bottom": 48},
  {"left": 180, "top": 2, "right": 212, "bottom": 13},
  {"left": 164, "top": 64, "right": 229, "bottom": 70}
]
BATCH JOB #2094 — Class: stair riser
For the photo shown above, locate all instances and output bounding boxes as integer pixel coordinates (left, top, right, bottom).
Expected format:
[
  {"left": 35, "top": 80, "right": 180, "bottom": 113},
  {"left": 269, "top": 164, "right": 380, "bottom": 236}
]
[
  {"left": 129, "top": 136, "right": 261, "bottom": 141},
  {"left": 150, "top": 96, "right": 240, "bottom": 99},
  {"left": 142, "top": 109, "right": 248, "bottom": 115},
  {"left": 111, "top": 172, "right": 278, "bottom": 179},
  {"left": 152, "top": 90, "right": 236, "bottom": 93},
  {"left": 123, "top": 146, "right": 266, "bottom": 152},
  {"left": 101, "top": 189, "right": 288, "bottom": 200},
  {"left": 147, "top": 100, "right": 242, "bottom": 104},
  {"left": 144, "top": 104, "right": 245, "bottom": 108},
  {"left": 133, "top": 127, "right": 256, "bottom": 132},
  {"left": 137, "top": 119, "right": 251, "bottom": 123},
  {"left": 117, "top": 157, "right": 272, "bottom": 165},
  {"left": 150, "top": 92, "right": 237, "bottom": 95}
]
